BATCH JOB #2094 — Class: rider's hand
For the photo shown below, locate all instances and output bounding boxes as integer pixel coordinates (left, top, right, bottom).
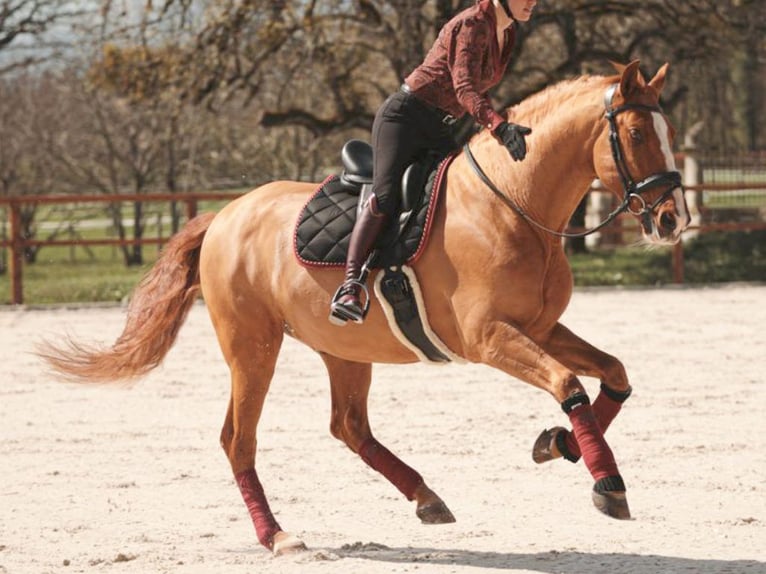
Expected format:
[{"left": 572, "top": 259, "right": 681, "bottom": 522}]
[{"left": 494, "top": 121, "right": 532, "bottom": 162}]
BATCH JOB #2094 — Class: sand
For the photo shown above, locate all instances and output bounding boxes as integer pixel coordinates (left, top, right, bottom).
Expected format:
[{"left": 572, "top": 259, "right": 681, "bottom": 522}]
[{"left": 1, "top": 284, "right": 765, "bottom": 574}]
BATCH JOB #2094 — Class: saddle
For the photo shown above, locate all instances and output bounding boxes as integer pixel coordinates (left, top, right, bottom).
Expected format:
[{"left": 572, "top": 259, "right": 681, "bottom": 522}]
[
  {"left": 294, "top": 140, "right": 459, "bottom": 364},
  {"left": 294, "top": 139, "right": 447, "bottom": 269}
]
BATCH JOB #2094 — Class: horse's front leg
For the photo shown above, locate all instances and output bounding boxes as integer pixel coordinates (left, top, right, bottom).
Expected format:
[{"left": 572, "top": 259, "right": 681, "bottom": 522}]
[
  {"left": 532, "top": 322, "right": 633, "bottom": 467},
  {"left": 473, "top": 319, "right": 631, "bottom": 519},
  {"left": 319, "top": 352, "right": 456, "bottom": 525}
]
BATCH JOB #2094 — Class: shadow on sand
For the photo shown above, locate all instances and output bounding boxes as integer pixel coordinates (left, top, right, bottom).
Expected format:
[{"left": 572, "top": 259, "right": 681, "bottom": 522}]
[{"left": 334, "top": 543, "right": 765, "bottom": 574}]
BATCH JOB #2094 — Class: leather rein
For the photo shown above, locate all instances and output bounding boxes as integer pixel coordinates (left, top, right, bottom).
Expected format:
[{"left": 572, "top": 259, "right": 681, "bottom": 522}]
[{"left": 463, "top": 83, "right": 683, "bottom": 239}]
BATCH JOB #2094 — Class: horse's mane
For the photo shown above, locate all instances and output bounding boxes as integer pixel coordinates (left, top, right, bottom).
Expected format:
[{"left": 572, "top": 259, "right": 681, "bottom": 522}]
[{"left": 508, "top": 74, "right": 617, "bottom": 126}]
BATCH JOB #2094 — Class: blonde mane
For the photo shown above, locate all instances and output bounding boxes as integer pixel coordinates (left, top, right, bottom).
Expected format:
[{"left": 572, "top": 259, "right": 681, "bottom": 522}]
[{"left": 507, "top": 74, "right": 617, "bottom": 126}]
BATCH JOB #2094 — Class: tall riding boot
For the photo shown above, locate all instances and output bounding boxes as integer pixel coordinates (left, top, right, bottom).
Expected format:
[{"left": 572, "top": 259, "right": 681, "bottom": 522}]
[{"left": 330, "top": 197, "right": 388, "bottom": 324}]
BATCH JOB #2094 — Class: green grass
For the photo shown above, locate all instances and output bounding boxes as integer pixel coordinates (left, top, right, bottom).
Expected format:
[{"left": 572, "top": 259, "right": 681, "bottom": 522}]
[
  {"left": 571, "top": 230, "right": 766, "bottom": 286},
  {"left": 568, "top": 247, "right": 674, "bottom": 286},
  {"left": 2, "top": 230, "right": 764, "bottom": 305},
  {"left": 19, "top": 259, "right": 152, "bottom": 304},
  {"left": 0, "top": 245, "right": 157, "bottom": 305}
]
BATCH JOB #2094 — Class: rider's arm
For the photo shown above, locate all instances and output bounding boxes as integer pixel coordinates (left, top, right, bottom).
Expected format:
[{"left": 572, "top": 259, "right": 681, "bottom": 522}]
[{"left": 447, "top": 19, "right": 507, "bottom": 132}]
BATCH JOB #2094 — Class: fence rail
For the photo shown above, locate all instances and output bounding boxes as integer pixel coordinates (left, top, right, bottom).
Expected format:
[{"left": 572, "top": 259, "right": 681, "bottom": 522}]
[
  {"left": 0, "top": 192, "right": 238, "bottom": 304},
  {"left": 1, "top": 184, "right": 765, "bottom": 304}
]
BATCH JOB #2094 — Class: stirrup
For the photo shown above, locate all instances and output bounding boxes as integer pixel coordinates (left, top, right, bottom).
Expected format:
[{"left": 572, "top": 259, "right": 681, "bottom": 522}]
[{"left": 329, "top": 280, "right": 371, "bottom": 326}]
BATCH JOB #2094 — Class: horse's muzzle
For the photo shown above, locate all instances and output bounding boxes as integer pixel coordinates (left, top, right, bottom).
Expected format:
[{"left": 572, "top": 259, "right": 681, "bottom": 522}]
[{"left": 647, "top": 187, "right": 690, "bottom": 244}]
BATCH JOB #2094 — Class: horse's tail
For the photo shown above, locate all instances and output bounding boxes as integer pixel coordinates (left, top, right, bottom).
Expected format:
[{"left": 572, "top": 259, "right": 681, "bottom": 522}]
[{"left": 38, "top": 212, "right": 217, "bottom": 384}]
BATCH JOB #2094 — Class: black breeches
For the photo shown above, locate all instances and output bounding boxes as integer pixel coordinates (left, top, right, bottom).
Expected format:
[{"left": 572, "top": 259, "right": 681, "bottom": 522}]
[{"left": 370, "top": 90, "right": 457, "bottom": 216}]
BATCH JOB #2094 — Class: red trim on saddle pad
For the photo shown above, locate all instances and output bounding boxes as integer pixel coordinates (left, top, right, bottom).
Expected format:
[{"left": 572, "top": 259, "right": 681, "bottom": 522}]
[
  {"left": 292, "top": 174, "right": 339, "bottom": 269},
  {"left": 408, "top": 152, "right": 456, "bottom": 264},
  {"left": 292, "top": 154, "right": 456, "bottom": 269}
]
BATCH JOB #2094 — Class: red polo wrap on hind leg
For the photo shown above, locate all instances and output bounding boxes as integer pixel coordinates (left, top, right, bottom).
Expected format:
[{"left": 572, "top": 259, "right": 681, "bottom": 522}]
[
  {"left": 567, "top": 404, "right": 620, "bottom": 481},
  {"left": 564, "top": 390, "right": 624, "bottom": 458},
  {"left": 235, "top": 468, "right": 281, "bottom": 549},
  {"left": 359, "top": 437, "right": 424, "bottom": 501}
]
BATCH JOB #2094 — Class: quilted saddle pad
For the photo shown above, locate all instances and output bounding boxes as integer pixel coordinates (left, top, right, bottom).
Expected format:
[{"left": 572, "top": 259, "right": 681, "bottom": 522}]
[{"left": 293, "top": 154, "right": 455, "bottom": 269}]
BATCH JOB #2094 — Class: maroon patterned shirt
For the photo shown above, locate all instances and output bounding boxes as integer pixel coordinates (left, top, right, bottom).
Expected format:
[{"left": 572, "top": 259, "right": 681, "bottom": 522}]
[{"left": 404, "top": 0, "right": 515, "bottom": 132}]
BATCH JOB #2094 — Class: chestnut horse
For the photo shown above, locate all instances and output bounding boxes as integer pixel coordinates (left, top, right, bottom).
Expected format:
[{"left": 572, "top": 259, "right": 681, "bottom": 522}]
[{"left": 41, "top": 61, "right": 689, "bottom": 554}]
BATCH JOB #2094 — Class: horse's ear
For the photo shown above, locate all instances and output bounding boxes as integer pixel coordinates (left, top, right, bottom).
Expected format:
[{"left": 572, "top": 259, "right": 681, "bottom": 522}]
[
  {"left": 609, "top": 60, "right": 627, "bottom": 74},
  {"left": 618, "top": 59, "right": 646, "bottom": 98},
  {"left": 648, "top": 62, "right": 670, "bottom": 94}
]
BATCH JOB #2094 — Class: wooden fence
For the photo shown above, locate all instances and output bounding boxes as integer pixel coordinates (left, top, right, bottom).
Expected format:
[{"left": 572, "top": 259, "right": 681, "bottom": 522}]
[
  {"left": 1, "top": 184, "right": 765, "bottom": 304},
  {"left": 0, "top": 192, "right": 237, "bottom": 305}
]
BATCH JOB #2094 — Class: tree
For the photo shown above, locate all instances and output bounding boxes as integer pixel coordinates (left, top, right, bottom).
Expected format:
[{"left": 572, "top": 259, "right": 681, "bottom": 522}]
[
  {"left": 0, "top": 0, "right": 93, "bottom": 74},
  {"left": 0, "top": 72, "right": 67, "bottom": 264},
  {"left": 144, "top": 0, "right": 765, "bottom": 155}
]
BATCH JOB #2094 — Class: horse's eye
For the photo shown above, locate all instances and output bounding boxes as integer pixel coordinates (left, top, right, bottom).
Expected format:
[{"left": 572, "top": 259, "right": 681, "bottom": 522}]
[{"left": 629, "top": 128, "right": 643, "bottom": 143}]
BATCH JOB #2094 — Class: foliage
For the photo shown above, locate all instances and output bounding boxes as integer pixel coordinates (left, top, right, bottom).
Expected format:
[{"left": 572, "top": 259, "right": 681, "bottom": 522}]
[
  {"left": 88, "top": 43, "right": 185, "bottom": 103},
  {"left": 0, "top": 0, "right": 91, "bottom": 73},
  {"left": 570, "top": 230, "right": 766, "bottom": 287},
  {"left": 144, "top": 0, "right": 766, "bottom": 152},
  {"left": 683, "top": 229, "right": 766, "bottom": 283},
  {"left": 568, "top": 248, "right": 675, "bottom": 287}
]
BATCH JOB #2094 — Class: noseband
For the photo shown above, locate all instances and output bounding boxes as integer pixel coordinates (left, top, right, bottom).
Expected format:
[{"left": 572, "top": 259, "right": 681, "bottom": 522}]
[{"left": 464, "top": 84, "right": 684, "bottom": 239}]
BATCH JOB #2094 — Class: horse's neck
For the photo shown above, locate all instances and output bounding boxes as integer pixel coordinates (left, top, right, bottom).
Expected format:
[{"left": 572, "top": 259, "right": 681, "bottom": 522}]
[{"left": 469, "top": 92, "right": 605, "bottom": 234}]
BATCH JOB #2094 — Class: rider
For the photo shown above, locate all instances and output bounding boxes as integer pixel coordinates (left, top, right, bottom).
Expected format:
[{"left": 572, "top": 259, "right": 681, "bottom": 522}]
[{"left": 330, "top": 0, "right": 535, "bottom": 324}]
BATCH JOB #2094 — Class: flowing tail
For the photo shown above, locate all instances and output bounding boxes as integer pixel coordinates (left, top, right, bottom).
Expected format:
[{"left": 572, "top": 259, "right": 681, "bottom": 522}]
[{"left": 38, "top": 212, "right": 216, "bottom": 384}]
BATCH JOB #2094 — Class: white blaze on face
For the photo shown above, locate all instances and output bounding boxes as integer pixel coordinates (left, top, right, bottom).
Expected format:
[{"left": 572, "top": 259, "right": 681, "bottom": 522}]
[{"left": 652, "top": 112, "right": 689, "bottom": 228}]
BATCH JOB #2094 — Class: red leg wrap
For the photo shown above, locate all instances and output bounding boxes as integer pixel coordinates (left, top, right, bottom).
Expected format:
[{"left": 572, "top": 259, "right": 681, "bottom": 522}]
[
  {"left": 235, "top": 468, "right": 281, "bottom": 550},
  {"left": 359, "top": 437, "right": 424, "bottom": 501},
  {"left": 565, "top": 391, "right": 624, "bottom": 458},
  {"left": 567, "top": 404, "right": 619, "bottom": 482}
]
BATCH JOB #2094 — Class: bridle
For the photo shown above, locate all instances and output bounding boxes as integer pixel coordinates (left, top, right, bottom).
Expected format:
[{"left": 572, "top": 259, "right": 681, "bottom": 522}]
[{"left": 463, "top": 83, "right": 684, "bottom": 239}]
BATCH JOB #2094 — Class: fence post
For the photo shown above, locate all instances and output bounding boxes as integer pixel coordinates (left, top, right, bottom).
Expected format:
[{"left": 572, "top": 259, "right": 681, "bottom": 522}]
[
  {"left": 672, "top": 242, "right": 684, "bottom": 284},
  {"left": 682, "top": 121, "right": 705, "bottom": 241},
  {"left": 186, "top": 199, "right": 198, "bottom": 220},
  {"left": 585, "top": 179, "right": 608, "bottom": 248},
  {"left": 9, "top": 201, "right": 24, "bottom": 304}
]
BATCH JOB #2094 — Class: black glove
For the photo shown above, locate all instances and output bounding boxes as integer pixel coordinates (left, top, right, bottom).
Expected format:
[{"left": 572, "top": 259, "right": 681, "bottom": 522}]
[{"left": 494, "top": 121, "right": 532, "bottom": 162}]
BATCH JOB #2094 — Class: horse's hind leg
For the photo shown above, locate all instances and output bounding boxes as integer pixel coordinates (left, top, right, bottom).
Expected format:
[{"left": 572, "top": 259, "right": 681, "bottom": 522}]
[
  {"left": 320, "top": 352, "right": 456, "bottom": 525},
  {"left": 218, "top": 326, "right": 306, "bottom": 555},
  {"left": 533, "top": 323, "right": 633, "bottom": 466}
]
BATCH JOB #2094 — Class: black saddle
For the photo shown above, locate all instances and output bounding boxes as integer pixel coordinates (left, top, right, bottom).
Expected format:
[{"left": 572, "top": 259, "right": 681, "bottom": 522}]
[
  {"left": 294, "top": 140, "right": 448, "bottom": 269},
  {"left": 339, "top": 139, "right": 436, "bottom": 219},
  {"left": 295, "top": 141, "right": 458, "bottom": 362}
]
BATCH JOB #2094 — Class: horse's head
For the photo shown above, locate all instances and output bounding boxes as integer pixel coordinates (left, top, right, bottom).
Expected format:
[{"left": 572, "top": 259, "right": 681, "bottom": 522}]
[{"left": 593, "top": 61, "right": 690, "bottom": 244}]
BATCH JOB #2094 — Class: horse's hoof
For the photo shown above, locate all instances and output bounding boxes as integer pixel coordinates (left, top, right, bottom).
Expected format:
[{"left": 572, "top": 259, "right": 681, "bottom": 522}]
[
  {"left": 591, "top": 490, "right": 632, "bottom": 520},
  {"left": 272, "top": 531, "right": 307, "bottom": 556},
  {"left": 416, "top": 501, "right": 456, "bottom": 524},
  {"left": 532, "top": 427, "right": 565, "bottom": 463}
]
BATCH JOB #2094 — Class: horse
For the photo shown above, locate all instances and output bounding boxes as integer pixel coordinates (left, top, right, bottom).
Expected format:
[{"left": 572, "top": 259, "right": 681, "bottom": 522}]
[{"left": 40, "top": 60, "right": 690, "bottom": 555}]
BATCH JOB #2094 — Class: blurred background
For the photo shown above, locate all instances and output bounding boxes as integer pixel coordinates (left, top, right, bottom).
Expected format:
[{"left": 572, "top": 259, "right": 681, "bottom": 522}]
[{"left": 1, "top": 0, "right": 765, "bottom": 304}]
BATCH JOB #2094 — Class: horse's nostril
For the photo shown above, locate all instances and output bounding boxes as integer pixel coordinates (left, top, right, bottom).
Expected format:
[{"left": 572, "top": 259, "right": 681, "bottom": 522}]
[{"left": 660, "top": 212, "right": 676, "bottom": 232}]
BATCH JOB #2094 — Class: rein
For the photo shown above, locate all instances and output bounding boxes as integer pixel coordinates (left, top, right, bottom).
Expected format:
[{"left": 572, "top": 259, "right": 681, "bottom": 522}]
[{"left": 463, "top": 83, "right": 683, "bottom": 239}]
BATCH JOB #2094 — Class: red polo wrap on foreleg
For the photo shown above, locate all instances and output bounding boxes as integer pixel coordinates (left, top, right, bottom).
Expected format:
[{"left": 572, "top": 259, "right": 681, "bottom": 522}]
[
  {"left": 565, "top": 390, "right": 624, "bottom": 458},
  {"left": 235, "top": 468, "right": 281, "bottom": 549},
  {"left": 359, "top": 437, "right": 424, "bottom": 501},
  {"left": 567, "top": 404, "right": 620, "bottom": 481}
]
